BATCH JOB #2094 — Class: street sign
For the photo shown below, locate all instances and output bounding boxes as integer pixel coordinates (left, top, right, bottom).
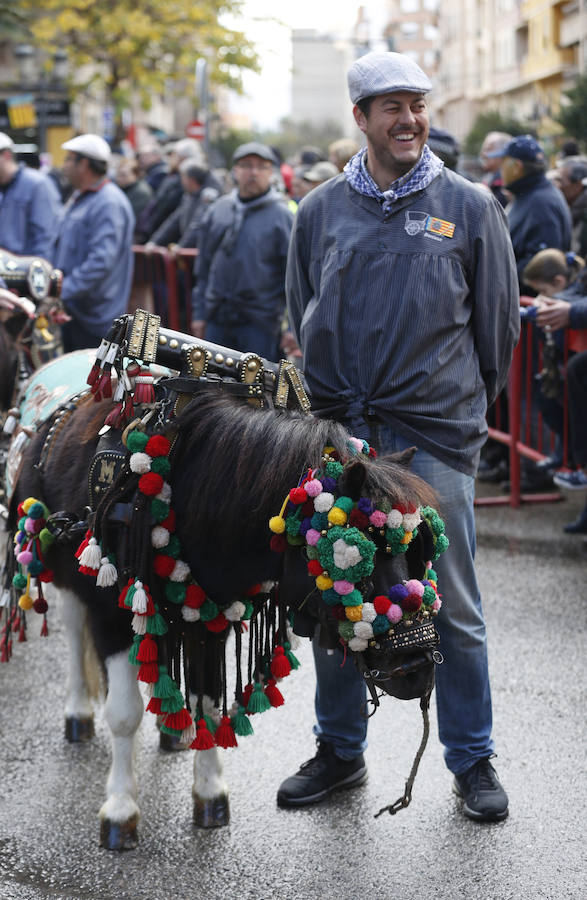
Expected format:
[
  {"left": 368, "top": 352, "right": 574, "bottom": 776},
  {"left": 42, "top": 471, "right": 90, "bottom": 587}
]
[{"left": 185, "top": 119, "right": 205, "bottom": 140}]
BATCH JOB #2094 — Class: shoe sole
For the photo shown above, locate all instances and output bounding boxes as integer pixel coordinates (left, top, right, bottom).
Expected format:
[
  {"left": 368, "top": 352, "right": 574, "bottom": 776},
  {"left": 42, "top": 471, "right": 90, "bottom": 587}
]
[
  {"left": 276, "top": 767, "right": 368, "bottom": 808},
  {"left": 452, "top": 783, "right": 509, "bottom": 822},
  {"left": 553, "top": 481, "right": 587, "bottom": 492}
]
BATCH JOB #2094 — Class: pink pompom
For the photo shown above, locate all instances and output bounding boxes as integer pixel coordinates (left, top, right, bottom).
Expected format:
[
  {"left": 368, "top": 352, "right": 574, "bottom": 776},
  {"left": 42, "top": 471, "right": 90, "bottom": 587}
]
[
  {"left": 369, "top": 510, "right": 387, "bottom": 528},
  {"left": 17, "top": 550, "right": 33, "bottom": 566},
  {"left": 386, "top": 603, "right": 403, "bottom": 624},
  {"left": 305, "top": 479, "right": 323, "bottom": 498},
  {"left": 405, "top": 579, "right": 425, "bottom": 597},
  {"left": 349, "top": 437, "right": 364, "bottom": 453},
  {"left": 305, "top": 529, "right": 321, "bottom": 546},
  {"left": 25, "top": 517, "right": 42, "bottom": 534},
  {"left": 432, "top": 598, "right": 442, "bottom": 611},
  {"left": 333, "top": 579, "right": 354, "bottom": 595}
]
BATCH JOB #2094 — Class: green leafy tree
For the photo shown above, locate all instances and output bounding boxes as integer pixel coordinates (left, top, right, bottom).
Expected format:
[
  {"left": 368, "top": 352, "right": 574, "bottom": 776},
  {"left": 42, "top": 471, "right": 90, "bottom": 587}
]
[
  {"left": 463, "top": 110, "right": 532, "bottom": 156},
  {"left": 556, "top": 74, "right": 587, "bottom": 148},
  {"left": 19, "top": 0, "right": 259, "bottom": 119}
]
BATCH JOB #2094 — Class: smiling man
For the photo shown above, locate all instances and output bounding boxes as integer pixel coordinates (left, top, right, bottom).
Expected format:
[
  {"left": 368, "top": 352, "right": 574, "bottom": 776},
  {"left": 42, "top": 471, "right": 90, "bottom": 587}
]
[{"left": 282, "top": 51, "right": 520, "bottom": 822}]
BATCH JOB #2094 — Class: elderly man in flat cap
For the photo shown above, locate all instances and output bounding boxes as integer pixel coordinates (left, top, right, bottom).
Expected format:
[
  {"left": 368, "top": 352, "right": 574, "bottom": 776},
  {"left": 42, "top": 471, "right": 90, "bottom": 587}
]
[
  {"left": 53, "top": 133, "right": 134, "bottom": 351},
  {"left": 281, "top": 51, "right": 520, "bottom": 822}
]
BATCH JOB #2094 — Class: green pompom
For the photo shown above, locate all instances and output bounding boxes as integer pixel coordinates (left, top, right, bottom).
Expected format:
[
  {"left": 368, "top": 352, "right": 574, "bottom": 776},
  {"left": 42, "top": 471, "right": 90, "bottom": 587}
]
[
  {"left": 324, "top": 460, "right": 344, "bottom": 478},
  {"left": 126, "top": 430, "right": 149, "bottom": 452},
  {"left": 372, "top": 614, "right": 390, "bottom": 635},
  {"left": 28, "top": 559, "right": 44, "bottom": 577},
  {"left": 334, "top": 496, "right": 354, "bottom": 514},
  {"left": 433, "top": 533, "right": 450, "bottom": 560},
  {"left": 286, "top": 534, "right": 305, "bottom": 546},
  {"left": 151, "top": 499, "right": 169, "bottom": 523},
  {"left": 342, "top": 589, "right": 363, "bottom": 607},
  {"left": 305, "top": 545, "right": 318, "bottom": 559},
  {"left": 150, "top": 456, "right": 171, "bottom": 477},
  {"left": 322, "top": 588, "right": 340, "bottom": 606},
  {"left": 27, "top": 502, "right": 47, "bottom": 519},
  {"left": 422, "top": 585, "right": 437, "bottom": 606},
  {"left": 166, "top": 534, "right": 181, "bottom": 558},
  {"left": 199, "top": 598, "right": 219, "bottom": 622},
  {"left": 338, "top": 621, "right": 355, "bottom": 642},
  {"left": 165, "top": 582, "right": 186, "bottom": 605},
  {"left": 39, "top": 527, "right": 54, "bottom": 553},
  {"left": 12, "top": 572, "right": 27, "bottom": 590}
]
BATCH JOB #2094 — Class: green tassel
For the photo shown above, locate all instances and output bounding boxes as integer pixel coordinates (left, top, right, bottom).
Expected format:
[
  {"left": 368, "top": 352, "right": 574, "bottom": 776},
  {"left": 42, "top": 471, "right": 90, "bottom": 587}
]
[
  {"left": 203, "top": 714, "right": 217, "bottom": 735},
  {"left": 232, "top": 705, "right": 254, "bottom": 737},
  {"left": 284, "top": 641, "right": 300, "bottom": 670},
  {"left": 160, "top": 689, "right": 185, "bottom": 714},
  {"left": 152, "top": 665, "right": 177, "bottom": 699},
  {"left": 128, "top": 634, "right": 142, "bottom": 665},
  {"left": 160, "top": 724, "right": 182, "bottom": 737},
  {"left": 146, "top": 611, "right": 168, "bottom": 635},
  {"left": 246, "top": 682, "right": 271, "bottom": 714}
]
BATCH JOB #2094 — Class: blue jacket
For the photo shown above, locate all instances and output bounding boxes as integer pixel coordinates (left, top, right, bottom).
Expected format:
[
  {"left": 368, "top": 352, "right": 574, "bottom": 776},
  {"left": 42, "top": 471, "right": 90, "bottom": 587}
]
[
  {"left": 53, "top": 180, "right": 134, "bottom": 335},
  {"left": 0, "top": 164, "right": 61, "bottom": 260},
  {"left": 287, "top": 169, "right": 520, "bottom": 475},
  {"left": 507, "top": 173, "right": 572, "bottom": 286}
]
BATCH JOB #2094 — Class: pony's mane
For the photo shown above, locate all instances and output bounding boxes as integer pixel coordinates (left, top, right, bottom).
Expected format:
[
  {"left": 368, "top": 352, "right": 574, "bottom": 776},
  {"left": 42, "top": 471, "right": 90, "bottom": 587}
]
[{"left": 170, "top": 393, "right": 436, "bottom": 545}]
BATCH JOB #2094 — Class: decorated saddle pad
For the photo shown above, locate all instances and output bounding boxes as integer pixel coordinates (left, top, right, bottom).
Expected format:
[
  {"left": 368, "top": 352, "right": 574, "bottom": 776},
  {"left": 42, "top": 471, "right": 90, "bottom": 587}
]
[{"left": 5, "top": 349, "right": 95, "bottom": 501}]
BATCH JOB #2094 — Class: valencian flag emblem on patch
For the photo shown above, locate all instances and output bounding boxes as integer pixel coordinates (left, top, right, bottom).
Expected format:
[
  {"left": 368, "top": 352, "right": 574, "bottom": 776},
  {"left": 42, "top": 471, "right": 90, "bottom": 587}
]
[{"left": 426, "top": 216, "right": 456, "bottom": 238}]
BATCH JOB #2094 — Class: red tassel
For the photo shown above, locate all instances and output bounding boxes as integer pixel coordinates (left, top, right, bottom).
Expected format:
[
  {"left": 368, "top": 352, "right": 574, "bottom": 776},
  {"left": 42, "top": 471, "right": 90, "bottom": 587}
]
[
  {"left": 164, "top": 708, "right": 192, "bottom": 732},
  {"left": 40, "top": 616, "right": 49, "bottom": 637},
  {"left": 78, "top": 564, "right": 99, "bottom": 577},
  {"left": 94, "top": 369, "right": 112, "bottom": 400},
  {"left": 242, "top": 682, "right": 254, "bottom": 707},
  {"left": 75, "top": 529, "right": 93, "bottom": 560},
  {"left": 270, "top": 645, "right": 292, "bottom": 679},
  {"left": 133, "top": 367, "right": 155, "bottom": 405},
  {"left": 104, "top": 402, "right": 124, "bottom": 428},
  {"left": 214, "top": 715, "right": 238, "bottom": 748},
  {"left": 18, "top": 622, "right": 27, "bottom": 643},
  {"left": 86, "top": 361, "right": 101, "bottom": 387},
  {"left": 190, "top": 718, "right": 216, "bottom": 750},
  {"left": 264, "top": 678, "right": 284, "bottom": 707},
  {"left": 118, "top": 578, "right": 134, "bottom": 609},
  {"left": 146, "top": 696, "right": 163, "bottom": 715},
  {"left": 136, "top": 634, "right": 158, "bottom": 663},
  {"left": 137, "top": 661, "right": 159, "bottom": 683},
  {"left": 12, "top": 613, "right": 20, "bottom": 633}
]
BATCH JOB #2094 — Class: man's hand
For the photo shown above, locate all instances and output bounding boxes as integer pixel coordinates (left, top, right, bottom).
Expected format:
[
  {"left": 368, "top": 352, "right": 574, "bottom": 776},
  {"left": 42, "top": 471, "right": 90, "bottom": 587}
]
[
  {"left": 280, "top": 329, "right": 302, "bottom": 358},
  {"left": 0, "top": 290, "right": 36, "bottom": 321},
  {"left": 535, "top": 297, "right": 571, "bottom": 331},
  {"left": 191, "top": 319, "right": 206, "bottom": 338}
]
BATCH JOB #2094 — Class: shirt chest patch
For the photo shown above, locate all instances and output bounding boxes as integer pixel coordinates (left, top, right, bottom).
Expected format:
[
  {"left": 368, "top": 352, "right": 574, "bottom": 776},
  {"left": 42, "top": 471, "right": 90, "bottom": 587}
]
[{"left": 404, "top": 211, "right": 456, "bottom": 240}]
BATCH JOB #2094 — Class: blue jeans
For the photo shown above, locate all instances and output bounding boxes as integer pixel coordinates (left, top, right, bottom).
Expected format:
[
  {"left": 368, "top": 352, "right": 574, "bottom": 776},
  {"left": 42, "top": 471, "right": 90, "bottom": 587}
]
[
  {"left": 313, "top": 424, "right": 494, "bottom": 775},
  {"left": 205, "top": 321, "right": 280, "bottom": 363}
]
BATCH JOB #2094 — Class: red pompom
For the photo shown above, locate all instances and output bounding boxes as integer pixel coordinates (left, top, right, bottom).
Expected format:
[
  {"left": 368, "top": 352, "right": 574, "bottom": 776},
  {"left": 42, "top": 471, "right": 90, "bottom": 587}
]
[
  {"left": 289, "top": 487, "right": 307, "bottom": 505},
  {"left": 245, "top": 583, "right": 261, "bottom": 596},
  {"left": 307, "top": 559, "right": 323, "bottom": 576},
  {"left": 301, "top": 500, "right": 314, "bottom": 517},
  {"left": 33, "top": 597, "right": 49, "bottom": 614},
  {"left": 138, "top": 472, "right": 164, "bottom": 496},
  {"left": 184, "top": 583, "right": 206, "bottom": 608},
  {"left": 368, "top": 447, "right": 377, "bottom": 458},
  {"left": 38, "top": 570, "right": 54, "bottom": 583},
  {"left": 330, "top": 604, "right": 347, "bottom": 620},
  {"left": 403, "top": 593, "right": 422, "bottom": 613},
  {"left": 159, "top": 509, "right": 176, "bottom": 532},
  {"left": 373, "top": 594, "right": 392, "bottom": 615},
  {"left": 190, "top": 718, "right": 216, "bottom": 751},
  {"left": 214, "top": 715, "right": 238, "bottom": 748},
  {"left": 153, "top": 554, "right": 175, "bottom": 578},
  {"left": 270, "top": 534, "right": 288, "bottom": 553},
  {"left": 349, "top": 509, "right": 370, "bottom": 529},
  {"left": 145, "top": 435, "right": 171, "bottom": 458},
  {"left": 205, "top": 613, "right": 229, "bottom": 633}
]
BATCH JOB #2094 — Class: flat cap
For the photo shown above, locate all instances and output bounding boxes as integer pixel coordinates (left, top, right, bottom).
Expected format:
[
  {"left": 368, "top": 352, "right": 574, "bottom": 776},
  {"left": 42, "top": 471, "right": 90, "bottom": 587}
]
[
  {"left": 0, "top": 131, "right": 15, "bottom": 152},
  {"left": 348, "top": 51, "right": 432, "bottom": 104},
  {"left": 62, "top": 133, "right": 111, "bottom": 162},
  {"left": 232, "top": 142, "right": 276, "bottom": 165},
  {"left": 486, "top": 134, "right": 545, "bottom": 163},
  {"left": 302, "top": 161, "right": 339, "bottom": 183}
]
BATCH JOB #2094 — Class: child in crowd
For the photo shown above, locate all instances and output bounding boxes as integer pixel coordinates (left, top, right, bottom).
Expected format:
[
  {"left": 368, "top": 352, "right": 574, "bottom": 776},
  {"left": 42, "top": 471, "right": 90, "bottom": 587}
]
[{"left": 523, "top": 249, "right": 587, "bottom": 530}]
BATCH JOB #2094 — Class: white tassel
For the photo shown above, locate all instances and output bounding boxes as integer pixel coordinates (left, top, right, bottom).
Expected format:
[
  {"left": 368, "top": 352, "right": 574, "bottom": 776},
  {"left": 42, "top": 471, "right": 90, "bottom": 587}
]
[
  {"left": 180, "top": 721, "right": 196, "bottom": 745},
  {"left": 181, "top": 605, "right": 200, "bottom": 623},
  {"left": 169, "top": 560, "right": 190, "bottom": 582},
  {"left": 132, "top": 613, "right": 147, "bottom": 634},
  {"left": 79, "top": 537, "right": 102, "bottom": 570},
  {"left": 131, "top": 580, "right": 148, "bottom": 613},
  {"left": 96, "top": 557, "right": 118, "bottom": 588}
]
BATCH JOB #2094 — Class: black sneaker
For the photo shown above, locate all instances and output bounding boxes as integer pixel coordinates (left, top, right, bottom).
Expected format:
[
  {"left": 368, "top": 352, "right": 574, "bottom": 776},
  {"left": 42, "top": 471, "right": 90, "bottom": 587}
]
[
  {"left": 453, "top": 757, "right": 508, "bottom": 822},
  {"left": 277, "top": 740, "right": 367, "bottom": 808}
]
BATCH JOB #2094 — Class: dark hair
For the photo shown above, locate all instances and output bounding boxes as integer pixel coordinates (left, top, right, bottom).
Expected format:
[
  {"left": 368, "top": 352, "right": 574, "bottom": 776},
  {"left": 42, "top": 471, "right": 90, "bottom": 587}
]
[
  {"left": 74, "top": 153, "right": 107, "bottom": 176},
  {"left": 182, "top": 162, "right": 209, "bottom": 184},
  {"left": 356, "top": 96, "right": 374, "bottom": 118}
]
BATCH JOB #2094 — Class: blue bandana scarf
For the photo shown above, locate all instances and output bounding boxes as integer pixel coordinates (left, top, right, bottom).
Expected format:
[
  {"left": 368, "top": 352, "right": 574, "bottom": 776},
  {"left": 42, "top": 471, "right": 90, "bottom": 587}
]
[{"left": 344, "top": 144, "right": 443, "bottom": 212}]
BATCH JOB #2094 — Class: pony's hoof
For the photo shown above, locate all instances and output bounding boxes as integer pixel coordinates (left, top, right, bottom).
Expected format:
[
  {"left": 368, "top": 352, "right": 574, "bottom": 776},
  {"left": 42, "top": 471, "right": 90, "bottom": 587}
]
[
  {"left": 159, "top": 730, "right": 186, "bottom": 752},
  {"left": 193, "top": 794, "right": 230, "bottom": 828},
  {"left": 65, "top": 715, "right": 95, "bottom": 742},
  {"left": 99, "top": 816, "right": 138, "bottom": 851}
]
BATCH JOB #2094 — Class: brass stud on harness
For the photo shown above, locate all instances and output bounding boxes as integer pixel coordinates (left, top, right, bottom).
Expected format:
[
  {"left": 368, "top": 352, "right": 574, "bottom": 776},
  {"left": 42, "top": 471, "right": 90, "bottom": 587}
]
[
  {"left": 215, "top": 353, "right": 224, "bottom": 364},
  {"left": 169, "top": 339, "right": 178, "bottom": 349}
]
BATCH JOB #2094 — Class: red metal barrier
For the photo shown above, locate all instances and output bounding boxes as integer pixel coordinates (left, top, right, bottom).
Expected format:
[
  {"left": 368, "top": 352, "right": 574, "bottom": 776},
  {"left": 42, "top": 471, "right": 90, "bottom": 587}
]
[
  {"left": 131, "top": 246, "right": 198, "bottom": 332},
  {"left": 476, "top": 298, "right": 569, "bottom": 508}
]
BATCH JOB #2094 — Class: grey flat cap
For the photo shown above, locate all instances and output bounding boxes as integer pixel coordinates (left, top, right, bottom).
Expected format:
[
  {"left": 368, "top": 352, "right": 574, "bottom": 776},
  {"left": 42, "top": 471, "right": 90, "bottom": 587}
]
[
  {"left": 348, "top": 51, "right": 432, "bottom": 104},
  {"left": 232, "top": 142, "right": 276, "bottom": 165}
]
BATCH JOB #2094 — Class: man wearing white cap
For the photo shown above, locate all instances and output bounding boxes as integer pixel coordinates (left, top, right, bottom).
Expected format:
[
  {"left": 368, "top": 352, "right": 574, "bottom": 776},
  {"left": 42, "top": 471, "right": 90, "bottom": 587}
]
[
  {"left": 53, "top": 133, "right": 134, "bottom": 351},
  {"left": 281, "top": 51, "right": 520, "bottom": 821},
  {"left": 0, "top": 131, "right": 61, "bottom": 259}
]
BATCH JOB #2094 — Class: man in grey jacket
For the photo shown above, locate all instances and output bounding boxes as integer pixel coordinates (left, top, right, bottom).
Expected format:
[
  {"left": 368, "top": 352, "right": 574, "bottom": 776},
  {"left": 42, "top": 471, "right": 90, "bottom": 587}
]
[
  {"left": 191, "top": 142, "right": 293, "bottom": 361},
  {"left": 279, "top": 51, "right": 520, "bottom": 821},
  {"left": 0, "top": 131, "right": 61, "bottom": 259}
]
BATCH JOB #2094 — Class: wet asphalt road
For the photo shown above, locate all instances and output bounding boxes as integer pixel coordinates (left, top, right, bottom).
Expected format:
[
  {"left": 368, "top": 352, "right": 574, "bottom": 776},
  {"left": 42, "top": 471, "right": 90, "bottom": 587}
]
[{"left": 0, "top": 488, "right": 585, "bottom": 900}]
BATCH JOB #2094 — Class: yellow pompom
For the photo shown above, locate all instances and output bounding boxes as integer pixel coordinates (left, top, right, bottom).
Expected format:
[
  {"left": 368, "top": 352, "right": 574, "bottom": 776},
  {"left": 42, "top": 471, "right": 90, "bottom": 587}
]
[
  {"left": 269, "top": 516, "right": 286, "bottom": 534},
  {"left": 22, "top": 497, "right": 37, "bottom": 513},
  {"left": 401, "top": 530, "right": 413, "bottom": 545},
  {"left": 316, "top": 575, "right": 333, "bottom": 591},
  {"left": 328, "top": 507, "right": 347, "bottom": 526},
  {"left": 345, "top": 605, "right": 363, "bottom": 622},
  {"left": 18, "top": 593, "right": 34, "bottom": 611}
]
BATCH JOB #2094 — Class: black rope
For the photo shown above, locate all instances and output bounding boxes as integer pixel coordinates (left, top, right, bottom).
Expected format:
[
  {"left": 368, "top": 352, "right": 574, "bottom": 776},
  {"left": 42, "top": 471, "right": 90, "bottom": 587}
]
[
  {"left": 234, "top": 622, "right": 243, "bottom": 704},
  {"left": 374, "top": 693, "right": 432, "bottom": 818}
]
